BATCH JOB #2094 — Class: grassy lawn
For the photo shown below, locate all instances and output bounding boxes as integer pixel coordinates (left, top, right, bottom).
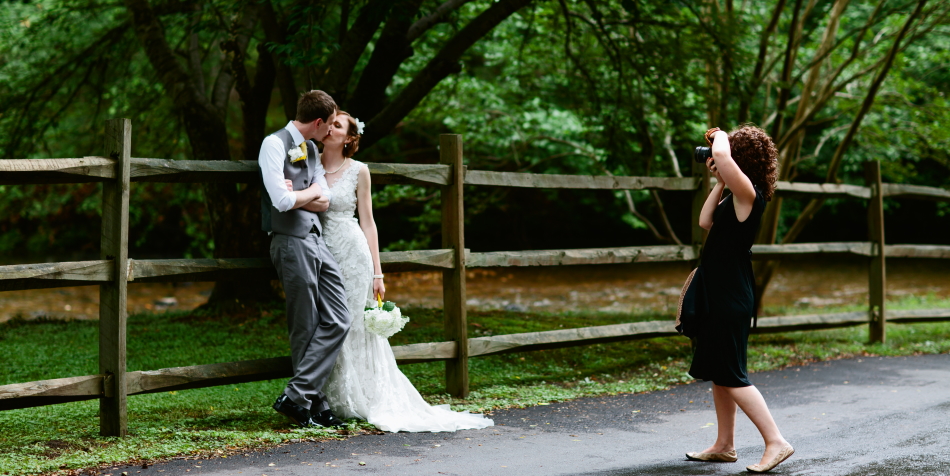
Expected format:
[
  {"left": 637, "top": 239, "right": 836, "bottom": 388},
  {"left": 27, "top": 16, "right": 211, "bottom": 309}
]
[{"left": 1, "top": 294, "right": 949, "bottom": 475}]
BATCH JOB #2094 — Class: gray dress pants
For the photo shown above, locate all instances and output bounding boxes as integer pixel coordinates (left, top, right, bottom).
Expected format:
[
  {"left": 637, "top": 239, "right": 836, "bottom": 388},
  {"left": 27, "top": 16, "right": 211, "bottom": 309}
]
[{"left": 270, "top": 232, "right": 351, "bottom": 412}]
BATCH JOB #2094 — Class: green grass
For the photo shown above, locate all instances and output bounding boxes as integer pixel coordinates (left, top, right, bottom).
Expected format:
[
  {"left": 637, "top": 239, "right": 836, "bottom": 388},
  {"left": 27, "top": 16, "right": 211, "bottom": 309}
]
[{"left": 1, "top": 295, "right": 949, "bottom": 475}]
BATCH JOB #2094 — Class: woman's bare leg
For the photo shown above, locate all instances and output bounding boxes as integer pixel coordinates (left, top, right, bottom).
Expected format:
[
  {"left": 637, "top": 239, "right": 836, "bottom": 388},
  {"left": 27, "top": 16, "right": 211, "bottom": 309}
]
[
  {"left": 721, "top": 385, "right": 791, "bottom": 466},
  {"left": 700, "top": 384, "right": 738, "bottom": 453}
]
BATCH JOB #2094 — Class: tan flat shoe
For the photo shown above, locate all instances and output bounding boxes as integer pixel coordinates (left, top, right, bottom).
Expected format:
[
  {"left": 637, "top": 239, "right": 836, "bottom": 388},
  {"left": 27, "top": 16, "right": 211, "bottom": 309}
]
[
  {"left": 685, "top": 449, "right": 738, "bottom": 462},
  {"left": 746, "top": 444, "right": 794, "bottom": 473}
]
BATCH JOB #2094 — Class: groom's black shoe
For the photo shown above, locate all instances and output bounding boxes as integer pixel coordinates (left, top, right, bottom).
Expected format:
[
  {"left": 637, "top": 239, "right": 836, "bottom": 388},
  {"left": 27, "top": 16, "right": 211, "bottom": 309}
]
[
  {"left": 311, "top": 409, "right": 346, "bottom": 428},
  {"left": 272, "top": 394, "right": 314, "bottom": 428}
]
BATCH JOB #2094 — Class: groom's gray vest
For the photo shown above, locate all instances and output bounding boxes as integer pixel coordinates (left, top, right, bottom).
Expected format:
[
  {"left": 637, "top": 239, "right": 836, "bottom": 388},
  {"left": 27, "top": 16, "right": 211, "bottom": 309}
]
[{"left": 260, "top": 128, "right": 322, "bottom": 238}]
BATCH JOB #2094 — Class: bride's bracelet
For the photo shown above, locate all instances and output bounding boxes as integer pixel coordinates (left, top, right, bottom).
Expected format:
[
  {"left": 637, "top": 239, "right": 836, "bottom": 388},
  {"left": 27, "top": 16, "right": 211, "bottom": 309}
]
[{"left": 373, "top": 274, "right": 384, "bottom": 279}]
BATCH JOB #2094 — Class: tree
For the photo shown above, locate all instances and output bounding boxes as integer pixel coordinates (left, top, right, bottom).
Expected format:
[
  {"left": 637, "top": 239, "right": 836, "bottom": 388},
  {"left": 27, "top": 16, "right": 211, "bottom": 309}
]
[
  {"left": 2, "top": 0, "right": 536, "bottom": 310},
  {"left": 692, "top": 0, "right": 944, "bottom": 310},
  {"left": 4, "top": 0, "right": 950, "bottom": 312}
]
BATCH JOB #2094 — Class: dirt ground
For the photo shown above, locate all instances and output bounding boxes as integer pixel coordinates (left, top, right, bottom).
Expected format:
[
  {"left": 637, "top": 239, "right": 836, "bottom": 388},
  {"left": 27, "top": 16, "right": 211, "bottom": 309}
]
[{"left": 1, "top": 256, "right": 947, "bottom": 322}]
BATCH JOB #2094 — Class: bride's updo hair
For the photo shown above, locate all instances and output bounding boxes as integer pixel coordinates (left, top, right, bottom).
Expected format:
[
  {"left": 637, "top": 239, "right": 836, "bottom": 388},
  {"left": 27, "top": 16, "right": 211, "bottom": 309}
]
[
  {"left": 336, "top": 111, "right": 361, "bottom": 158},
  {"left": 729, "top": 125, "right": 778, "bottom": 201}
]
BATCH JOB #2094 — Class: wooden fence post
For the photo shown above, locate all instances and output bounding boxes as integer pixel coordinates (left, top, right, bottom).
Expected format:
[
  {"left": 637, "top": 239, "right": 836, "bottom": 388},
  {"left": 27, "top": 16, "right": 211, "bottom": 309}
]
[
  {"left": 865, "top": 160, "right": 886, "bottom": 343},
  {"left": 440, "top": 134, "right": 469, "bottom": 398},
  {"left": 100, "top": 119, "right": 131, "bottom": 436}
]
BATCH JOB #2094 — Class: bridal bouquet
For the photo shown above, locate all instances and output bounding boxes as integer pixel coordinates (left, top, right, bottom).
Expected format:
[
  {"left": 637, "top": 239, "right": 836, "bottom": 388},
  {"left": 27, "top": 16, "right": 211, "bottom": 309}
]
[{"left": 364, "top": 296, "right": 409, "bottom": 338}]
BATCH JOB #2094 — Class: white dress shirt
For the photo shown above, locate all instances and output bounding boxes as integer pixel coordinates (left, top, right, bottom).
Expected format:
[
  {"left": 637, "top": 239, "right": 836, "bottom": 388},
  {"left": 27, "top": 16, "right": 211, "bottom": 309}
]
[{"left": 259, "top": 121, "right": 331, "bottom": 213}]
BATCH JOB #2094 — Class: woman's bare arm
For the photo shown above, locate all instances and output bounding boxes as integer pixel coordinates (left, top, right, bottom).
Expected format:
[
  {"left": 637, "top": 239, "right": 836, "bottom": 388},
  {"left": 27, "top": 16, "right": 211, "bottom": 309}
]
[
  {"left": 356, "top": 165, "right": 385, "bottom": 300},
  {"left": 699, "top": 180, "right": 725, "bottom": 230},
  {"left": 710, "top": 130, "right": 757, "bottom": 222}
]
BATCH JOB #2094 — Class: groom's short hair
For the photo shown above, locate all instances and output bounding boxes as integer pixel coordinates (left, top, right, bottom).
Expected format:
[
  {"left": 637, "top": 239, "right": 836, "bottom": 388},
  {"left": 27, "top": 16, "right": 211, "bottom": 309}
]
[{"left": 296, "top": 90, "right": 337, "bottom": 124}]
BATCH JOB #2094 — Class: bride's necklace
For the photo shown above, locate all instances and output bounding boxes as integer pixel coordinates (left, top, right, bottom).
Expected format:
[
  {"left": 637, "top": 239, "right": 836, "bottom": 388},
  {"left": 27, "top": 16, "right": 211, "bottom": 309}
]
[{"left": 325, "top": 157, "right": 347, "bottom": 174}]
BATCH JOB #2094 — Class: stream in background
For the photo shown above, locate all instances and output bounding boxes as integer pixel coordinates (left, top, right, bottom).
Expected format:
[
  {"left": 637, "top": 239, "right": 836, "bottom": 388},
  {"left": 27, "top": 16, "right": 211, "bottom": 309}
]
[{"left": 1, "top": 256, "right": 947, "bottom": 322}]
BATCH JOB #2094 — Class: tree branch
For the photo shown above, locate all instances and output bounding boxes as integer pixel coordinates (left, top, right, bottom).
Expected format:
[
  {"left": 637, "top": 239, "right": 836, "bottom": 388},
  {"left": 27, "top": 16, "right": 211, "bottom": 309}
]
[
  {"left": 774, "top": 0, "right": 849, "bottom": 158},
  {"left": 754, "top": 0, "right": 929, "bottom": 309},
  {"left": 651, "top": 190, "right": 683, "bottom": 245},
  {"left": 228, "top": 10, "right": 276, "bottom": 162},
  {"left": 361, "top": 0, "right": 533, "bottom": 150},
  {"left": 776, "top": 52, "right": 889, "bottom": 153},
  {"left": 557, "top": 0, "right": 600, "bottom": 109},
  {"left": 347, "top": 0, "right": 426, "bottom": 117},
  {"left": 188, "top": 26, "right": 206, "bottom": 95},
  {"left": 662, "top": 126, "right": 682, "bottom": 178},
  {"left": 737, "top": 0, "right": 786, "bottom": 123},
  {"left": 532, "top": 134, "right": 682, "bottom": 245},
  {"left": 770, "top": 0, "right": 806, "bottom": 140},
  {"left": 215, "top": 10, "right": 256, "bottom": 113},
  {"left": 806, "top": 1, "right": 887, "bottom": 113},
  {"left": 339, "top": 0, "right": 350, "bottom": 44},
  {"left": 823, "top": 0, "right": 928, "bottom": 183},
  {"left": 622, "top": 189, "right": 668, "bottom": 243},
  {"left": 406, "top": 0, "right": 473, "bottom": 42},
  {"left": 0, "top": 22, "right": 132, "bottom": 156},
  {"left": 319, "top": 0, "right": 395, "bottom": 103},
  {"left": 124, "top": 0, "right": 229, "bottom": 161},
  {"left": 260, "top": 0, "right": 298, "bottom": 120}
]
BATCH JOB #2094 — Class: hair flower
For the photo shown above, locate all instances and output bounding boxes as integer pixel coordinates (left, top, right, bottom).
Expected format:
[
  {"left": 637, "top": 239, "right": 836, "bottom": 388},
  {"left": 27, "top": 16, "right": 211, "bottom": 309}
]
[{"left": 354, "top": 118, "right": 365, "bottom": 135}]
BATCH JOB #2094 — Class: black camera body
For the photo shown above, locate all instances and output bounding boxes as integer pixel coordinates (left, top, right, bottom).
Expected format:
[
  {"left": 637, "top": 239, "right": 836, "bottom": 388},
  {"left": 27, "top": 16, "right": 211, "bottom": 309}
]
[
  {"left": 694, "top": 134, "right": 716, "bottom": 164},
  {"left": 694, "top": 146, "right": 712, "bottom": 164}
]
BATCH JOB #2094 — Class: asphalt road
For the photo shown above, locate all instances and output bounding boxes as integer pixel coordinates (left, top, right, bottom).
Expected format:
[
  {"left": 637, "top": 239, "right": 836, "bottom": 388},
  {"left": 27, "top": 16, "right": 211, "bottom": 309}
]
[{"left": 110, "top": 354, "right": 950, "bottom": 476}]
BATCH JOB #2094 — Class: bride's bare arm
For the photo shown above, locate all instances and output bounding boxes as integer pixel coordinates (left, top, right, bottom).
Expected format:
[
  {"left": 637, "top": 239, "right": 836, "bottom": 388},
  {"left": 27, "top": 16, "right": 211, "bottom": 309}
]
[{"left": 356, "top": 165, "right": 385, "bottom": 300}]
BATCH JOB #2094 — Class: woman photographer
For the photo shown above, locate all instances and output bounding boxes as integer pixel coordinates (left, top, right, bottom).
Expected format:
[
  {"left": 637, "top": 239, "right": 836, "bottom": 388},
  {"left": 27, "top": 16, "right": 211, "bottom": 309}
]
[{"left": 685, "top": 126, "right": 794, "bottom": 473}]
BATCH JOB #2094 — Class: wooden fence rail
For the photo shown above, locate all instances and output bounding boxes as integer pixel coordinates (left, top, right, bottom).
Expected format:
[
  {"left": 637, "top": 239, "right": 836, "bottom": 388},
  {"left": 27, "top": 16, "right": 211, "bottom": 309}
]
[
  {"left": 6, "top": 243, "right": 950, "bottom": 292},
  {"left": 6, "top": 159, "right": 950, "bottom": 202},
  {"left": 1, "top": 119, "right": 949, "bottom": 436}
]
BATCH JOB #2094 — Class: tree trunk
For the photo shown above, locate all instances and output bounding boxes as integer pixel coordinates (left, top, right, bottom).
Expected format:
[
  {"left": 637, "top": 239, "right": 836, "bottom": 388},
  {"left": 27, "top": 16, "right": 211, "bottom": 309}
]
[
  {"left": 752, "top": 0, "right": 927, "bottom": 314},
  {"left": 126, "top": 0, "right": 280, "bottom": 312},
  {"left": 203, "top": 183, "right": 278, "bottom": 309},
  {"left": 362, "top": 0, "right": 534, "bottom": 149}
]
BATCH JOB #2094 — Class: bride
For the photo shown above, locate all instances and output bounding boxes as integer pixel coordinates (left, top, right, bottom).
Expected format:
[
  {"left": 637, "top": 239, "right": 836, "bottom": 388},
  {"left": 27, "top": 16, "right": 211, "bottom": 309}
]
[{"left": 296, "top": 111, "right": 493, "bottom": 432}]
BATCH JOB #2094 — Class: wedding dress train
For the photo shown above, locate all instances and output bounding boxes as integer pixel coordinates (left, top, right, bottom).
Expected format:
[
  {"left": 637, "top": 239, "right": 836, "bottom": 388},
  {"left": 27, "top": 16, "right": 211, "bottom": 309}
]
[{"left": 321, "top": 160, "right": 493, "bottom": 432}]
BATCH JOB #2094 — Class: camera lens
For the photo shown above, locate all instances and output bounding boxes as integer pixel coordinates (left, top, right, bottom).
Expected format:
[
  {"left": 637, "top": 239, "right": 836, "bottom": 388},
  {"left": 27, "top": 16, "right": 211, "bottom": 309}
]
[{"left": 694, "top": 146, "right": 713, "bottom": 163}]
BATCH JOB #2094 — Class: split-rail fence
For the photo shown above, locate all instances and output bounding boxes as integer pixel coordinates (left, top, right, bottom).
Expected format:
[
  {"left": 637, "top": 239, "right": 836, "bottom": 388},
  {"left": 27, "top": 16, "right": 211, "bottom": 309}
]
[{"left": 2, "top": 119, "right": 949, "bottom": 436}]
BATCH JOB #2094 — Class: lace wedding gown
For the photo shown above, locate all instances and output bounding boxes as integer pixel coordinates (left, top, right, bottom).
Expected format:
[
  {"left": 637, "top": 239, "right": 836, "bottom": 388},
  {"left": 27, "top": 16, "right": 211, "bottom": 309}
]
[{"left": 321, "top": 160, "right": 494, "bottom": 432}]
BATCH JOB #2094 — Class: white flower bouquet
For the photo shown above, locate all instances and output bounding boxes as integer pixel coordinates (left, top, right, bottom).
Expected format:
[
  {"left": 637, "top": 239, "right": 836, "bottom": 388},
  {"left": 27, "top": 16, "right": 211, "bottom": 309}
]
[{"left": 364, "top": 296, "right": 409, "bottom": 339}]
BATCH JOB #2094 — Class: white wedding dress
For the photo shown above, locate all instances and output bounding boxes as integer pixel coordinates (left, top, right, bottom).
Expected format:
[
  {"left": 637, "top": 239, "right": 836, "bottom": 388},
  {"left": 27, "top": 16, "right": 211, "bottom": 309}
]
[{"left": 321, "top": 160, "right": 493, "bottom": 432}]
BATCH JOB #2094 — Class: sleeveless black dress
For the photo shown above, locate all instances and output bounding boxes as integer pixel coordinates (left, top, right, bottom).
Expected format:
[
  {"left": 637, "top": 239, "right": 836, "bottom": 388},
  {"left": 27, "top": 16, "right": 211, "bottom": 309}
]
[{"left": 687, "top": 187, "right": 767, "bottom": 387}]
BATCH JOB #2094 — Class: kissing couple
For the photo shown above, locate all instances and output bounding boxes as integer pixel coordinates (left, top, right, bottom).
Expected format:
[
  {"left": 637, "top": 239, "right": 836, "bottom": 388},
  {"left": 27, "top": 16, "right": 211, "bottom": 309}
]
[{"left": 259, "top": 90, "right": 493, "bottom": 433}]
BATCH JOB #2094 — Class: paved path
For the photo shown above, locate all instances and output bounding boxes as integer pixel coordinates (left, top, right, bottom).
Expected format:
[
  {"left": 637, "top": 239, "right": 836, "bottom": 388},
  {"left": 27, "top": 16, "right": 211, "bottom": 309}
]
[{"left": 117, "top": 354, "right": 950, "bottom": 476}]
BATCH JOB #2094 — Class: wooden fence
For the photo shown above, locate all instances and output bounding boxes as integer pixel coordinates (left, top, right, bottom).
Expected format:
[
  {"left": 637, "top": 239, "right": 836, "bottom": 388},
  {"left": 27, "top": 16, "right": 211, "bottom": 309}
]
[{"left": 2, "top": 119, "right": 950, "bottom": 436}]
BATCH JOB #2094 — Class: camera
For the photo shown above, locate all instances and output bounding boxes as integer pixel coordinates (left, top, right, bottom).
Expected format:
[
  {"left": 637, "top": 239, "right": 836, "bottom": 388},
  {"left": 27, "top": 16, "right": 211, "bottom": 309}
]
[
  {"left": 693, "top": 146, "right": 712, "bottom": 163},
  {"left": 694, "top": 135, "right": 715, "bottom": 164}
]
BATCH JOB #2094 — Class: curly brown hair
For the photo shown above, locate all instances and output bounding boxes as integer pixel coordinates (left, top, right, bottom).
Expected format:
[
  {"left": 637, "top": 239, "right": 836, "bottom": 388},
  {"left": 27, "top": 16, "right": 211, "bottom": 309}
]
[
  {"left": 728, "top": 126, "right": 777, "bottom": 201},
  {"left": 334, "top": 111, "right": 362, "bottom": 158}
]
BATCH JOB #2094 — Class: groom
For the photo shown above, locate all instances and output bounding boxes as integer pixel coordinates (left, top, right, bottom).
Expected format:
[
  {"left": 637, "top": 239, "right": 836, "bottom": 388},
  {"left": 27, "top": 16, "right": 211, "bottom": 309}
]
[{"left": 259, "top": 90, "right": 351, "bottom": 428}]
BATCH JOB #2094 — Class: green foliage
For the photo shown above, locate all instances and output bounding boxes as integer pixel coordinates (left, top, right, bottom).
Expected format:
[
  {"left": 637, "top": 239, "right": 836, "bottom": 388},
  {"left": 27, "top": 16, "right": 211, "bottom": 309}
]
[
  {"left": 3, "top": 0, "right": 950, "bottom": 257},
  {"left": 376, "top": 0, "right": 950, "bottom": 249},
  {"left": 0, "top": 182, "right": 213, "bottom": 259}
]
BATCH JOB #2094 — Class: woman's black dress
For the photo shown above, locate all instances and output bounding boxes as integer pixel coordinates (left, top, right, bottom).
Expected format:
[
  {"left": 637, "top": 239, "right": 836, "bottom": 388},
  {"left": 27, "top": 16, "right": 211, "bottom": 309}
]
[{"left": 688, "top": 187, "right": 767, "bottom": 387}]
